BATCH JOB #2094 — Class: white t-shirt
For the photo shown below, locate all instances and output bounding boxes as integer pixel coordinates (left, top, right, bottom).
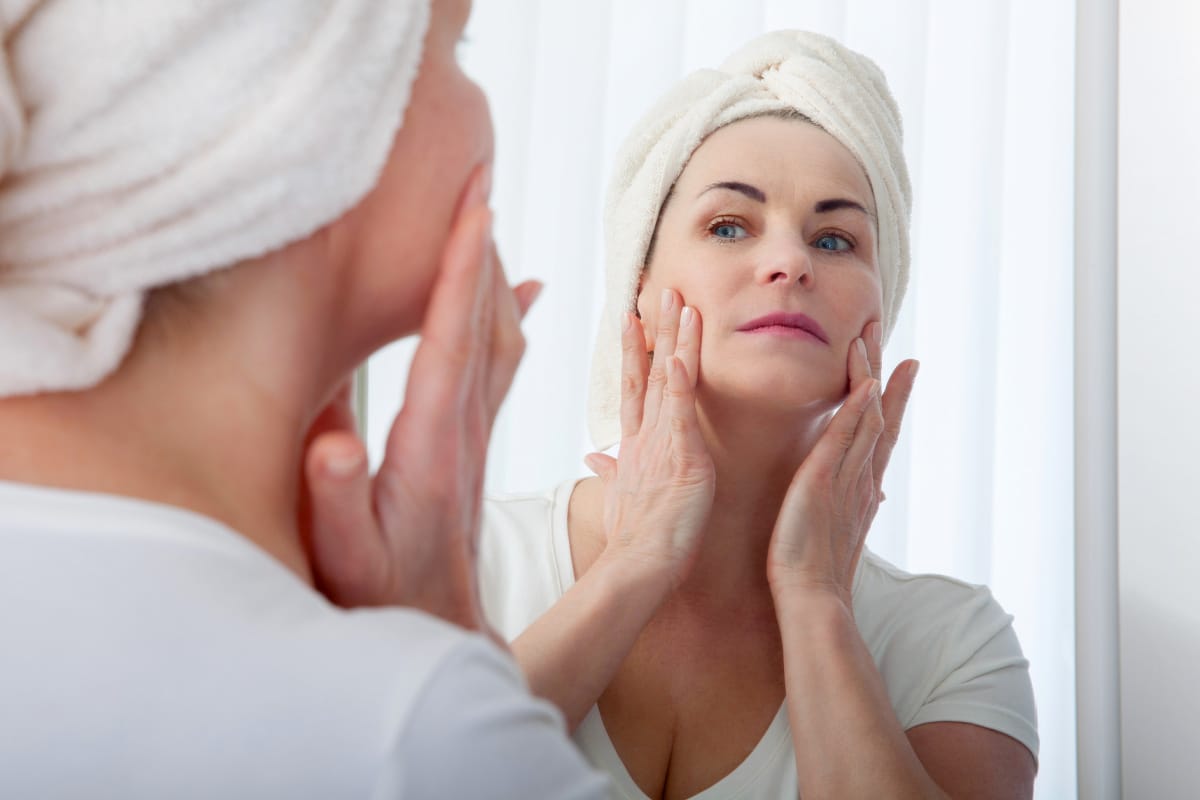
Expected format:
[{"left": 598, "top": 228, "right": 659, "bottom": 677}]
[
  {"left": 0, "top": 480, "right": 610, "bottom": 800},
  {"left": 479, "top": 480, "right": 1039, "bottom": 800}
]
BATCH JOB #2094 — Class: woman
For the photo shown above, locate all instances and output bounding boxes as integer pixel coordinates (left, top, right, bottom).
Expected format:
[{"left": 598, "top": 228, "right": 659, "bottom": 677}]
[
  {"left": 472, "top": 31, "right": 1039, "bottom": 799},
  {"left": 0, "top": 1, "right": 605, "bottom": 797}
]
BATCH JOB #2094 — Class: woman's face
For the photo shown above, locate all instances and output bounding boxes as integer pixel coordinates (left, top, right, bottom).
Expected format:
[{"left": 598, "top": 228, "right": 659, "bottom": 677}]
[
  {"left": 334, "top": 0, "right": 493, "bottom": 350},
  {"left": 638, "top": 116, "right": 883, "bottom": 416}
]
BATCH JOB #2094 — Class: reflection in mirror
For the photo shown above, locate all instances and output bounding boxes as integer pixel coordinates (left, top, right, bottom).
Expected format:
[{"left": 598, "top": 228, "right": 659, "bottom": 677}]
[{"left": 366, "top": 3, "right": 1076, "bottom": 797}]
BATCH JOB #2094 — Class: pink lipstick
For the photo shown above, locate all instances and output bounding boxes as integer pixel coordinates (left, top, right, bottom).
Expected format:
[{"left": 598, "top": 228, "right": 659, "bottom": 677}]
[{"left": 736, "top": 312, "right": 829, "bottom": 344}]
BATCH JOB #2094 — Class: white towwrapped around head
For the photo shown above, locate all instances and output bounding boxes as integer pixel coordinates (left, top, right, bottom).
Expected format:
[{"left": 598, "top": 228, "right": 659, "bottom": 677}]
[
  {"left": 587, "top": 30, "right": 912, "bottom": 451},
  {"left": 0, "top": 0, "right": 431, "bottom": 397}
]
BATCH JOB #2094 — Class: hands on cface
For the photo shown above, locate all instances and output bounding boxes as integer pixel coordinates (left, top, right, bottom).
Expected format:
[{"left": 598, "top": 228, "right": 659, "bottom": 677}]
[
  {"left": 585, "top": 292, "right": 918, "bottom": 607},
  {"left": 299, "top": 164, "right": 541, "bottom": 635},
  {"left": 299, "top": 254, "right": 915, "bottom": 628}
]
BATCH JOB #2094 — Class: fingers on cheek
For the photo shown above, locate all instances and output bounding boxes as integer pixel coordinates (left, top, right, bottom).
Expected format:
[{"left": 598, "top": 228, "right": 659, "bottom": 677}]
[
  {"left": 676, "top": 305, "right": 695, "bottom": 345},
  {"left": 859, "top": 337, "right": 873, "bottom": 375},
  {"left": 621, "top": 371, "right": 644, "bottom": 405},
  {"left": 448, "top": 212, "right": 494, "bottom": 335},
  {"left": 842, "top": 378, "right": 875, "bottom": 423},
  {"left": 803, "top": 459, "right": 837, "bottom": 492},
  {"left": 490, "top": 288, "right": 525, "bottom": 365},
  {"left": 859, "top": 407, "right": 885, "bottom": 466},
  {"left": 868, "top": 396, "right": 885, "bottom": 439},
  {"left": 847, "top": 337, "right": 871, "bottom": 386},
  {"left": 863, "top": 376, "right": 881, "bottom": 407},
  {"left": 491, "top": 271, "right": 518, "bottom": 332},
  {"left": 622, "top": 313, "right": 643, "bottom": 357},
  {"left": 846, "top": 381, "right": 881, "bottom": 445},
  {"left": 448, "top": 207, "right": 492, "bottom": 281},
  {"left": 655, "top": 290, "right": 680, "bottom": 347},
  {"left": 648, "top": 353, "right": 669, "bottom": 387},
  {"left": 665, "top": 356, "right": 694, "bottom": 399},
  {"left": 867, "top": 321, "right": 883, "bottom": 376},
  {"left": 494, "top": 312, "right": 526, "bottom": 365}
]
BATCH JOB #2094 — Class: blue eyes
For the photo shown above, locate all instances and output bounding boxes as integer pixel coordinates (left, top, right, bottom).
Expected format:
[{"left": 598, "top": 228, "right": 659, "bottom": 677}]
[
  {"left": 712, "top": 222, "right": 748, "bottom": 240},
  {"left": 707, "top": 220, "right": 854, "bottom": 253},
  {"left": 814, "top": 234, "right": 852, "bottom": 252}
]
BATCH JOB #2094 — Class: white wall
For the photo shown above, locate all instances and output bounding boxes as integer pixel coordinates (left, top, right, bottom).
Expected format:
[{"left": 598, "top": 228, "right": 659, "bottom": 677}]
[{"left": 1118, "top": 0, "right": 1200, "bottom": 796}]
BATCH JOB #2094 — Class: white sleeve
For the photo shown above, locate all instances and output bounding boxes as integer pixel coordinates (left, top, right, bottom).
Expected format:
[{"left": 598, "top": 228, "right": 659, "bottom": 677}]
[
  {"left": 374, "top": 638, "right": 611, "bottom": 800},
  {"left": 904, "top": 590, "right": 1040, "bottom": 761}
]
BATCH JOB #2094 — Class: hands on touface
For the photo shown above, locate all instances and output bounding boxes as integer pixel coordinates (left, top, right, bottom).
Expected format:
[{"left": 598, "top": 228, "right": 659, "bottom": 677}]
[
  {"left": 766, "top": 321, "right": 919, "bottom": 606},
  {"left": 301, "top": 227, "right": 915, "bottom": 628},
  {"left": 585, "top": 293, "right": 917, "bottom": 603},
  {"left": 299, "top": 164, "right": 541, "bottom": 632},
  {"left": 583, "top": 289, "right": 716, "bottom": 589}
]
